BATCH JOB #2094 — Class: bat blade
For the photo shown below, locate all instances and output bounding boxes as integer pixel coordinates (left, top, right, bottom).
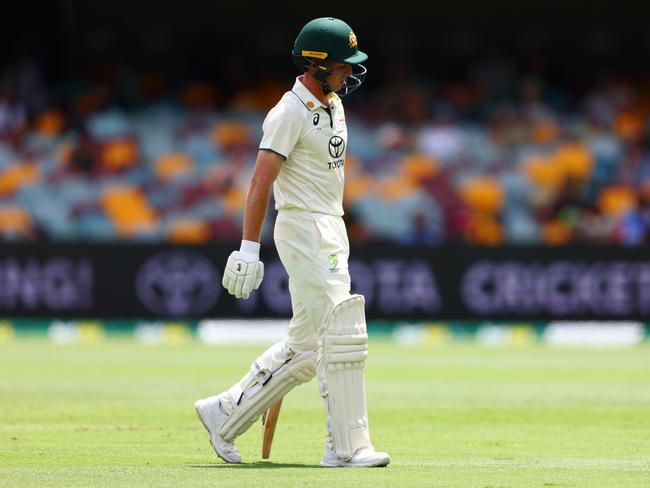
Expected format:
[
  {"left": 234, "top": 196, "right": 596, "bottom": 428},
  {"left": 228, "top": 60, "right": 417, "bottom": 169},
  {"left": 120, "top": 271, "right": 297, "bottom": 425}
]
[{"left": 261, "top": 399, "right": 283, "bottom": 459}]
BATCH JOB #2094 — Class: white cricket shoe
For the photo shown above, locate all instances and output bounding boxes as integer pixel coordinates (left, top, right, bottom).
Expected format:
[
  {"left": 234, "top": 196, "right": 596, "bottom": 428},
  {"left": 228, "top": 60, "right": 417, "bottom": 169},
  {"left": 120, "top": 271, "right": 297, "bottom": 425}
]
[
  {"left": 320, "top": 446, "right": 391, "bottom": 468},
  {"left": 195, "top": 395, "right": 241, "bottom": 464}
]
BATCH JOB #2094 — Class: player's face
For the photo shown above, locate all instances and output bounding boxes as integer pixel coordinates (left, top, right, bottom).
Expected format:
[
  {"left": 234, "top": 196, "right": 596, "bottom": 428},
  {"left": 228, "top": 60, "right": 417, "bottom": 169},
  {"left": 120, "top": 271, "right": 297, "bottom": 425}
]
[{"left": 326, "top": 61, "right": 353, "bottom": 93}]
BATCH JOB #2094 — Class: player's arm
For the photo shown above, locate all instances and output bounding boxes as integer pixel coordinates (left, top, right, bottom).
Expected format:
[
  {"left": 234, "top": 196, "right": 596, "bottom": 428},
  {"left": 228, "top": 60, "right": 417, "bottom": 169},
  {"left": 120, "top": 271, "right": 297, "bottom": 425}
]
[
  {"left": 242, "top": 149, "right": 283, "bottom": 243},
  {"left": 222, "top": 150, "right": 282, "bottom": 299}
]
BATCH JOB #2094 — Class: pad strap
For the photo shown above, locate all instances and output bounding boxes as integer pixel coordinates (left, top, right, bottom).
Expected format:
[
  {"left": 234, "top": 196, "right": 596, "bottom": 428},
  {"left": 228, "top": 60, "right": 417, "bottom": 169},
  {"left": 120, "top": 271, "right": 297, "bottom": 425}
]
[{"left": 219, "top": 350, "right": 317, "bottom": 441}]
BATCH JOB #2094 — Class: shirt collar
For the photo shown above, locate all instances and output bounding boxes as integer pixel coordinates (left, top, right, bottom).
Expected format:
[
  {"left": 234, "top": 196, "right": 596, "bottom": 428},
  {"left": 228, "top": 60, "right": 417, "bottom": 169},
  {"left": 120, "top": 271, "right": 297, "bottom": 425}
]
[{"left": 292, "top": 76, "right": 327, "bottom": 111}]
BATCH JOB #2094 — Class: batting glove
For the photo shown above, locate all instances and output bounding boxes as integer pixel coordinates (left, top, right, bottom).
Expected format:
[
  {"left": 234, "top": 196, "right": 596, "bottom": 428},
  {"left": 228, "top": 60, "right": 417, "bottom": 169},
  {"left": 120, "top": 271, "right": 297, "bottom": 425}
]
[{"left": 222, "top": 240, "right": 264, "bottom": 299}]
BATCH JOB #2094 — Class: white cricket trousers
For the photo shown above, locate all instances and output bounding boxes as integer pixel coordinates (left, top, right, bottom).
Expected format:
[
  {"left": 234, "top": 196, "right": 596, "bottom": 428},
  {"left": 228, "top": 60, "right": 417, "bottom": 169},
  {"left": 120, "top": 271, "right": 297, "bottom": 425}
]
[
  {"left": 275, "top": 208, "right": 352, "bottom": 351},
  {"left": 221, "top": 208, "right": 352, "bottom": 414}
]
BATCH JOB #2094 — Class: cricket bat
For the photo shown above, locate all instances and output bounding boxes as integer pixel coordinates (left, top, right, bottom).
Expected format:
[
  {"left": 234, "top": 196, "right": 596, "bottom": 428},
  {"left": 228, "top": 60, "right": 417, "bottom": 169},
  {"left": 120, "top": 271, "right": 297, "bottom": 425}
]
[{"left": 261, "top": 399, "right": 283, "bottom": 459}]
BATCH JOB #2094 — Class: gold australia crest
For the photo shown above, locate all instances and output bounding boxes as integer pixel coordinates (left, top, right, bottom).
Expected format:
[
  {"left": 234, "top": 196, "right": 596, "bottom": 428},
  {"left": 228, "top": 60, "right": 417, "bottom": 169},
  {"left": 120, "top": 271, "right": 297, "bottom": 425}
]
[{"left": 349, "top": 31, "right": 357, "bottom": 48}]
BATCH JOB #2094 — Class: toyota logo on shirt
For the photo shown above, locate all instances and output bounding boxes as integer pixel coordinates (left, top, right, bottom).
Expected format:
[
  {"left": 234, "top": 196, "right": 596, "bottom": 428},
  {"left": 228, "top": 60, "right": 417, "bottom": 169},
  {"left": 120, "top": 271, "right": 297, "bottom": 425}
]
[{"left": 328, "top": 136, "right": 345, "bottom": 158}]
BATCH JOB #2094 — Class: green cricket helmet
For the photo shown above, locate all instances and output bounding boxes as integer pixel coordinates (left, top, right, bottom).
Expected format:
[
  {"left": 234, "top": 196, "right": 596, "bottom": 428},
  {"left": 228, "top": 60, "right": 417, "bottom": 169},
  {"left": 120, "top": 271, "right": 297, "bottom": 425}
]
[{"left": 292, "top": 17, "right": 367, "bottom": 97}]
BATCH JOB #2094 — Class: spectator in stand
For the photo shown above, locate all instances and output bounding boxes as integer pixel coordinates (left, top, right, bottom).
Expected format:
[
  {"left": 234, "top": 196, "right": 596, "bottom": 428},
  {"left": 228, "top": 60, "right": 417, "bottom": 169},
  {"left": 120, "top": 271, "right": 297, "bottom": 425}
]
[
  {"left": 11, "top": 56, "right": 49, "bottom": 118},
  {"left": 69, "top": 125, "right": 101, "bottom": 175},
  {"left": 2, "top": 52, "right": 650, "bottom": 246},
  {"left": 401, "top": 212, "right": 440, "bottom": 246},
  {"left": 0, "top": 82, "right": 26, "bottom": 147}
]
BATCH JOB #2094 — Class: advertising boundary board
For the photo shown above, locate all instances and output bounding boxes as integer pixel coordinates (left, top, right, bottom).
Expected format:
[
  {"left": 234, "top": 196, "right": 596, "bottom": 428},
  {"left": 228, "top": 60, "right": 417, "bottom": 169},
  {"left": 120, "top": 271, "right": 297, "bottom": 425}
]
[{"left": 2, "top": 244, "right": 650, "bottom": 320}]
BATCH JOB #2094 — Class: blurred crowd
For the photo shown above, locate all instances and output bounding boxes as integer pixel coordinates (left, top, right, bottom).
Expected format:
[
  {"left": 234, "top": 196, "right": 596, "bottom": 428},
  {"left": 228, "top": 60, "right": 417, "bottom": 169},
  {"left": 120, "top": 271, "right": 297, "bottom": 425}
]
[{"left": 2, "top": 53, "right": 650, "bottom": 246}]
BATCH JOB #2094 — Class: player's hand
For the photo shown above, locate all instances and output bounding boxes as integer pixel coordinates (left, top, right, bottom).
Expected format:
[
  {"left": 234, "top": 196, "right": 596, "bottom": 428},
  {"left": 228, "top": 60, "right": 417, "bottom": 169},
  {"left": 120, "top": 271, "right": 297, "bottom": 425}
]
[{"left": 222, "top": 241, "right": 264, "bottom": 299}]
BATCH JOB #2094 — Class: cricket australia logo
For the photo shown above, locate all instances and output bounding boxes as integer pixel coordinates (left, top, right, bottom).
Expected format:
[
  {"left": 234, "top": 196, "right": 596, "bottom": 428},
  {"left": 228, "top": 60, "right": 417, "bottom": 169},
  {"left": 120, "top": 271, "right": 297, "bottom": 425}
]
[
  {"left": 328, "top": 136, "right": 345, "bottom": 158},
  {"left": 328, "top": 254, "right": 339, "bottom": 273},
  {"left": 349, "top": 31, "right": 358, "bottom": 48}
]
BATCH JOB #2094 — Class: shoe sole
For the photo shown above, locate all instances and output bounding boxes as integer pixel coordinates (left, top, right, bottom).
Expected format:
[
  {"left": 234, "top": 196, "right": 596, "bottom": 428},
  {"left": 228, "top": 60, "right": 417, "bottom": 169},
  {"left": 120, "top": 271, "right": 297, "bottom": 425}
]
[
  {"left": 320, "top": 457, "right": 391, "bottom": 468},
  {"left": 195, "top": 402, "right": 240, "bottom": 464}
]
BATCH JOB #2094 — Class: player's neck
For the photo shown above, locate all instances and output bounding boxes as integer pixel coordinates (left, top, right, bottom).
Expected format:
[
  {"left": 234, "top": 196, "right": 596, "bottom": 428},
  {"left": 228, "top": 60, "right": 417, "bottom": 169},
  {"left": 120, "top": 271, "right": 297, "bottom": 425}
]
[{"left": 300, "top": 74, "right": 329, "bottom": 106}]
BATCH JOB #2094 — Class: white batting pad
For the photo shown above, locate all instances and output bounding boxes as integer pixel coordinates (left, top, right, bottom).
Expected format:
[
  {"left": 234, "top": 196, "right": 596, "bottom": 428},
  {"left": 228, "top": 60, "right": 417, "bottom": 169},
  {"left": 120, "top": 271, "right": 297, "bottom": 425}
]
[
  {"left": 219, "top": 348, "right": 317, "bottom": 441},
  {"left": 319, "top": 294, "right": 371, "bottom": 460}
]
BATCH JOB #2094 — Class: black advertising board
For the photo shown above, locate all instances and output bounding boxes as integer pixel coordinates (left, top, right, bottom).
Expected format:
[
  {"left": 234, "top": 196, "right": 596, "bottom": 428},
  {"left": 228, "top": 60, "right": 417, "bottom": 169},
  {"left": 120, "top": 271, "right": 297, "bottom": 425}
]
[{"left": 1, "top": 244, "right": 650, "bottom": 320}]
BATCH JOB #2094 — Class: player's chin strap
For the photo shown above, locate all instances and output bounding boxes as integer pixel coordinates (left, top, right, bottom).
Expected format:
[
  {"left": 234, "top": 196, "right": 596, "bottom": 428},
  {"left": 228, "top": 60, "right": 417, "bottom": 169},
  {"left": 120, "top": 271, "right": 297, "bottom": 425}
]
[
  {"left": 294, "top": 55, "right": 367, "bottom": 97},
  {"left": 337, "top": 64, "right": 366, "bottom": 97},
  {"left": 310, "top": 62, "right": 367, "bottom": 97}
]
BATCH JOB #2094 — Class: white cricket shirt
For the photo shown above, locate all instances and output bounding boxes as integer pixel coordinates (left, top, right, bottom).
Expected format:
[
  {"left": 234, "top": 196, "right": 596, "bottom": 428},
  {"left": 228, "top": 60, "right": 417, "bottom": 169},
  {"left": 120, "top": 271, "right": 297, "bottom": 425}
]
[{"left": 259, "top": 76, "right": 348, "bottom": 216}]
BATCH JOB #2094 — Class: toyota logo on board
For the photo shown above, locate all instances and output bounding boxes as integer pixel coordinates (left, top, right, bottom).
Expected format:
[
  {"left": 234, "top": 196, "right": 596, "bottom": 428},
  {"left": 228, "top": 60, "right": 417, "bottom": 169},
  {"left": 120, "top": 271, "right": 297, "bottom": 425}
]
[
  {"left": 135, "top": 251, "right": 220, "bottom": 316},
  {"left": 328, "top": 136, "right": 345, "bottom": 158}
]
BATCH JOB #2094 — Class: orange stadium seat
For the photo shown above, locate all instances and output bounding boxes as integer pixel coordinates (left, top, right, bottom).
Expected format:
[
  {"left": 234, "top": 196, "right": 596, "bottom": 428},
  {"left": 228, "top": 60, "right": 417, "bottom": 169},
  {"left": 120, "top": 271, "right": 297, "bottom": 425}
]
[
  {"left": 554, "top": 143, "right": 594, "bottom": 183},
  {"left": 0, "top": 162, "right": 40, "bottom": 197},
  {"left": 597, "top": 185, "right": 638, "bottom": 217},
  {"left": 101, "top": 185, "right": 158, "bottom": 237},
  {"left": 222, "top": 187, "right": 247, "bottom": 216},
  {"left": 34, "top": 110, "right": 66, "bottom": 137},
  {"left": 56, "top": 142, "right": 73, "bottom": 167},
  {"left": 101, "top": 139, "right": 139, "bottom": 171},
  {"left": 230, "top": 81, "right": 286, "bottom": 111},
  {"left": 0, "top": 205, "right": 33, "bottom": 238},
  {"left": 464, "top": 214, "right": 504, "bottom": 246},
  {"left": 523, "top": 155, "right": 566, "bottom": 190},
  {"left": 155, "top": 153, "right": 193, "bottom": 182},
  {"left": 530, "top": 120, "right": 560, "bottom": 144},
  {"left": 167, "top": 218, "right": 212, "bottom": 244},
  {"left": 211, "top": 122, "right": 252, "bottom": 149},
  {"left": 542, "top": 219, "right": 573, "bottom": 245},
  {"left": 377, "top": 177, "right": 417, "bottom": 201},
  {"left": 459, "top": 177, "right": 504, "bottom": 215},
  {"left": 343, "top": 176, "right": 374, "bottom": 204},
  {"left": 614, "top": 110, "right": 644, "bottom": 141},
  {"left": 399, "top": 154, "right": 440, "bottom": 184}
]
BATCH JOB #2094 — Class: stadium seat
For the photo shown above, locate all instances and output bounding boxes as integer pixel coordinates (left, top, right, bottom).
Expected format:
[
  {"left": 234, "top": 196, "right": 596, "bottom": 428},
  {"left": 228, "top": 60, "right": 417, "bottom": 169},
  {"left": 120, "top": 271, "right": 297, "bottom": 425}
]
[
  {"left": 101, "top": 185, "right": 159, "bottom": 237},
  {"left": 0, "top": 205, "right": 33, "bottom": 239}
]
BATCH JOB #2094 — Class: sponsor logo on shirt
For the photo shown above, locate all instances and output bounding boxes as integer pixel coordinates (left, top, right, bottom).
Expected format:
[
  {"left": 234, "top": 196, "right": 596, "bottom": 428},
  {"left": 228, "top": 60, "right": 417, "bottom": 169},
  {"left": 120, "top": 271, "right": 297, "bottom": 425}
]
[
  {"left": 328, "top": 159, "right": 344, "bottom": 170},
  {"left": 328, "top": 136, "right": 345, "bottom": 158}
]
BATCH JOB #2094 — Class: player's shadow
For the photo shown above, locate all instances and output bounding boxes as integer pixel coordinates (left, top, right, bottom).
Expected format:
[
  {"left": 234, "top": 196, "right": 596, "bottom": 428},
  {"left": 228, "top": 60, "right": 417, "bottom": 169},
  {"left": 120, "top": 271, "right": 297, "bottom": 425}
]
[{"left": 189, "top": 462, "right": 321, "bottom": 469}]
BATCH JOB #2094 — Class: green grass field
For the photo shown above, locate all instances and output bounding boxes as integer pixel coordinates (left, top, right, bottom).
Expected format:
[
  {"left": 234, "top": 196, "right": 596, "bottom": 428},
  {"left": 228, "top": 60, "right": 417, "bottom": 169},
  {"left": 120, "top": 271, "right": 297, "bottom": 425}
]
[{"left": 1, "top": 340, "right": 649, "bottom": 487}]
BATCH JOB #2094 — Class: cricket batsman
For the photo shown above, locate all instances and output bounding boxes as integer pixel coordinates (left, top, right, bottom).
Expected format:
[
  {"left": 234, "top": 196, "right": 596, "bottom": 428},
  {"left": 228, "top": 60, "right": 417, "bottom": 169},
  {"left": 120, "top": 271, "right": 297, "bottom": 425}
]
[{"left": 195, "top": 17, "right": 390, "bottom": 468}]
